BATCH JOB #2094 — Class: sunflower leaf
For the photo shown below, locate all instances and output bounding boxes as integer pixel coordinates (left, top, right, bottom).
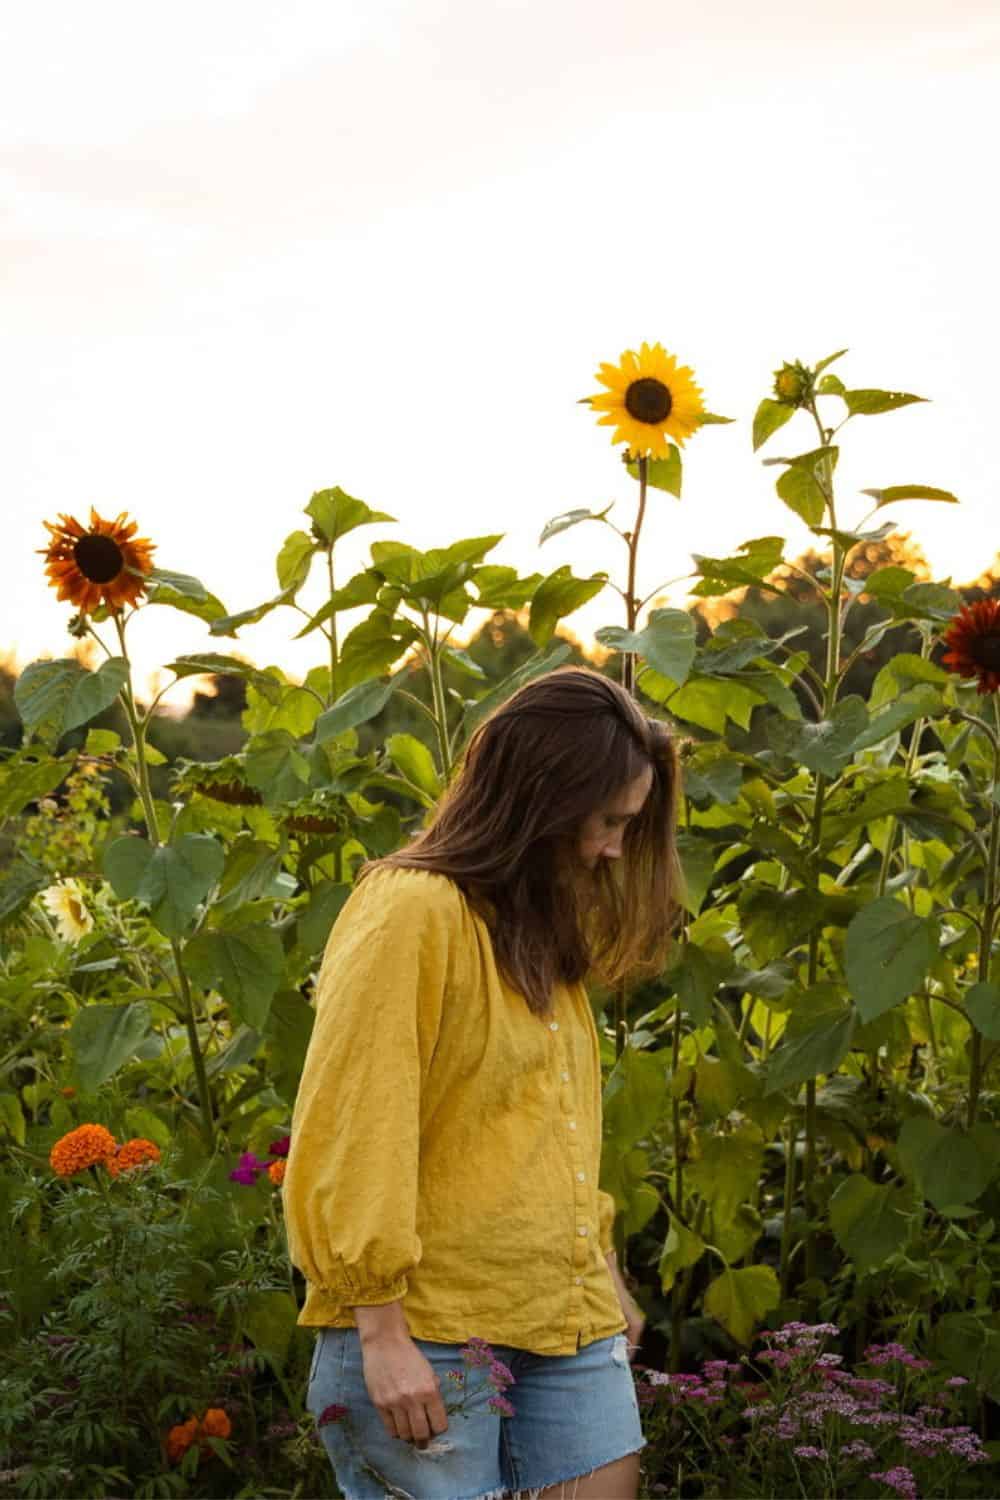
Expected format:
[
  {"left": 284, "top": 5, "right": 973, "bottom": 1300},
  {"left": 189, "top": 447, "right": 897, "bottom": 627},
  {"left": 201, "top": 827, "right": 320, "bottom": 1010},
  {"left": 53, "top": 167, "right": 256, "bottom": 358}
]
[
  {"left": 813, "top": 348, "right": 849, "bottom": 375},
  {"left": 752, "top": 399, "right": 795, "bottom": 452},
  {"left": 626, "top": 449, "right": 682, "bottom": 496},
  {"left": 528, "top": 566, "right": 606, "bottom": 646},
  {"left": 15, "top": 658, "right": 130, "bottom": 742},
  {"left": 294, "top": 572, "right": 382, "bottom": 637},
  {"left": 314, "top": 677, "right": 398, "bottom": 745},
  {"left": 860, "top": 484, "right": 959, "bottom": 508},
  {"left": 539, "top": 507, "right": 613, "bottom": 546},
  {"left": 596, "top": 609, "right": 697, "bottom": 686},
  {"left": 843, "top": 389, "right": 927, "bottom": 416},
  {"left": 695, "top": 412, "right": 735, "bottom": 425},
  {"left": 166, "top": 655, "right": 284, "bottom": 702},
  {"left": 275, "top": 530, "right": 318, "bottom": 592},
  {"left": 773, "top": 447, "right": 838, "bottom": 529},
  {"left": 306, "top": 488, "right": 396, "bottom": 545},
  {"left": 209, "top": 588, "right": 297, "bottom": 637},
  {"left": 145, "top": 568, "right": 208, "bottom": 601}
]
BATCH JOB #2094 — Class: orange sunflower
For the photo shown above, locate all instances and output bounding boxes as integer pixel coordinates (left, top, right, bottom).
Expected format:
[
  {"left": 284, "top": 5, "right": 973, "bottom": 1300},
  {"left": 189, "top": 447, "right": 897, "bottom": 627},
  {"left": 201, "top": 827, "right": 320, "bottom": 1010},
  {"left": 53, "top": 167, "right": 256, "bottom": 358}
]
[
  {"left": 942, "top": 599, "right": 1000, "bottom": 694},
  {"left": 41, "top": 507, "right": 155, "bottom": 614}
]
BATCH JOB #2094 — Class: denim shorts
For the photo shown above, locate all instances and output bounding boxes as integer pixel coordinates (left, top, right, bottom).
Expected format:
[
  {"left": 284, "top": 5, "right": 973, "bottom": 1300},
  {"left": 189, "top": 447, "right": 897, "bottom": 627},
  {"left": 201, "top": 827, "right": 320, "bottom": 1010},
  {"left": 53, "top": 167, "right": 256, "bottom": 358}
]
[{"left": 306, "top": 1327, "right": 646, "bottom": 1499}]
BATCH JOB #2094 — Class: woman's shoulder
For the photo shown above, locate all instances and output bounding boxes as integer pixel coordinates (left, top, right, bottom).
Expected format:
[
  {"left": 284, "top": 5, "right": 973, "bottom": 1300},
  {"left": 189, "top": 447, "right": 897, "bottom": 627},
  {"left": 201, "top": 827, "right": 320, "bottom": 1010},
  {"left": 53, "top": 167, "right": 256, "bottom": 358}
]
[{"left": 353, "top": 864, "right": 467, "bottom": 924}]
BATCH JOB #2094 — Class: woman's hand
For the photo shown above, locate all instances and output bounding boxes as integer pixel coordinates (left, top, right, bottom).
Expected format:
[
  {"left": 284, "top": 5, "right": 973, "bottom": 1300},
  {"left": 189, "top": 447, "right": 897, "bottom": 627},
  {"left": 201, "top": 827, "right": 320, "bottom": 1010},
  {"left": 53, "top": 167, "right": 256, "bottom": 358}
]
[
  {"left": 605, "top": 1250, "right": 646, "bottom": 1361},
  {"left": 354, "top": 1302, "right": 449, "bottom": 1448}
]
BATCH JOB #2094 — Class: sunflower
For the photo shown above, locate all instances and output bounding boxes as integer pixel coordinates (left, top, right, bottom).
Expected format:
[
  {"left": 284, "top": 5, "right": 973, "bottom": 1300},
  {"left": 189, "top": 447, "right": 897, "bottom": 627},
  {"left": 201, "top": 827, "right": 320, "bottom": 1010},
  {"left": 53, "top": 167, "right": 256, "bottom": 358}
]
[
  {"left": 942, "top": 599, "right": 1000, "bottom": 694},
  {"left": 587, "top": 342, "right": 705, "bottom": 458},
  {"left": 41, "top": 879, "right": 94, "bottom": 943},
  {"left": 41, "top": 507, "right": 155, "bottom": 613}
]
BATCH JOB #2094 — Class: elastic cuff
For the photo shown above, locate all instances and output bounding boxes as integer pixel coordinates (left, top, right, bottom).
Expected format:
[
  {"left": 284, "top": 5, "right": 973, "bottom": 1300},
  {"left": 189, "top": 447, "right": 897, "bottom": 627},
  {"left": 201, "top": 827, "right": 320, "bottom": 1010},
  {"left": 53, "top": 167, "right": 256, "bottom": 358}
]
[{"left": 335, "top": 1275, "right": 408, "bottom": 1305}]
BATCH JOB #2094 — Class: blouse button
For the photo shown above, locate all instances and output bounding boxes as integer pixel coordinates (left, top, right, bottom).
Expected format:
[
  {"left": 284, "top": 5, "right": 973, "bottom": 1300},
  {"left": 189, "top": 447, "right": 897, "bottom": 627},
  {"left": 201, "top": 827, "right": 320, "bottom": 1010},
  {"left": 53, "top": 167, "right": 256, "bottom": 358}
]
[
  {"left": 561, "top": 1070, "right": 570, "bottom": 1083},
  {"left": 577, "top": 1171, "right": 586, "bottom": 1182},
  {"left": 578, "top": 1225, "right": 589, "bottom": 1237},
  {"left": 549, "top": 1021, "right": 559, "bottom": 1032},
  {"left": 574, "top": 1276, "right": 583, "bottom": 1286},
  {"left": 568, "top": 1120, "right": 577, "bottom": 1131}
]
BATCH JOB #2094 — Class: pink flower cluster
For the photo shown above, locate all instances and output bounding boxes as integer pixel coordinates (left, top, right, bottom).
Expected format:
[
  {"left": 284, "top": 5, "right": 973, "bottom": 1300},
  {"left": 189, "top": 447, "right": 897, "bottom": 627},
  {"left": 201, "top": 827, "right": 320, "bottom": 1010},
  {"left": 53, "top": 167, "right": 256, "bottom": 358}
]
[
  {"left": 452, "top": 1337, "right": 517, "bottom": 1418},
  {"left": 229, "top": 1134, "right": 290, "bottom": 1186},
  {"left": 870, "top": 1465, "right": 919, "bottom": 1499}
]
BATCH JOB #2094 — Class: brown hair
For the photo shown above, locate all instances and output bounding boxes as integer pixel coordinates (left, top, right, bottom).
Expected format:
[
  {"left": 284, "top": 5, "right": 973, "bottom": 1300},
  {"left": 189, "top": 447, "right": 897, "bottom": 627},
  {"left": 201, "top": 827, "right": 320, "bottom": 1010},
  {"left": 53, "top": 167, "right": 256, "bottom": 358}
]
[{"left": 366, "top": 666, "right": 683, "bottom": 1015}]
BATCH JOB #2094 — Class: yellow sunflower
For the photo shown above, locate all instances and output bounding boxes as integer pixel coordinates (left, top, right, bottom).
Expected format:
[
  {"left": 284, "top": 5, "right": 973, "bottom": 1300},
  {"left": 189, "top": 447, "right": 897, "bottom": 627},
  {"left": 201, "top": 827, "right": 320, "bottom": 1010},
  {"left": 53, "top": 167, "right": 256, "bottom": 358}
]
[
  {"left": 40, "top": 507, "right": 156, "bottom": 614},
  {"left": 41, "top": 879, "right": 95, "bottom": 943},
  {"left": 587, "top": 342, "right": 705, "bottom": 458}
]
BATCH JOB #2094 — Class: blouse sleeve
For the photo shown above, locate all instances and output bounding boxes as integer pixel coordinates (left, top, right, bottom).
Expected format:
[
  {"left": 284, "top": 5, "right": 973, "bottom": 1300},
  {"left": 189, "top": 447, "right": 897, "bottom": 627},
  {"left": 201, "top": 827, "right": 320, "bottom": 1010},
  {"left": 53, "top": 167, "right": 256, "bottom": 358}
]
[
  {"left": 598, "top": 1188, "right": 617, "bottom": 1255},
  {"left": 283, "top": 869, "right": 454, "bottom": 1306}
]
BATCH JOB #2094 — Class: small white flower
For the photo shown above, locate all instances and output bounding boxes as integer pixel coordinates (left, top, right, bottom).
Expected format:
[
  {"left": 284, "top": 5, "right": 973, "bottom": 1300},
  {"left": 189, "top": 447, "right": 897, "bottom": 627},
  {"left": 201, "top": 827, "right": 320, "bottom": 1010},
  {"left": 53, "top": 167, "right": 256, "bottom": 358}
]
[{"left": 41, "top": 880, "right": 94, "bottom": 944}]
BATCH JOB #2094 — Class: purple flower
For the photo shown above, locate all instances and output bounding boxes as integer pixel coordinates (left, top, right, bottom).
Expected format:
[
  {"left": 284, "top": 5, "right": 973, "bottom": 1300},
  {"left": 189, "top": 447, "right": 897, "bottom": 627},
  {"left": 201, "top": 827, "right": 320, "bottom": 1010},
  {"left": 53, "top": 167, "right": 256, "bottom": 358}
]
[
  {"left": 945, "top": 1375, "right": 969, "bottom": 1387},
  {"left": 793, "top": 1446, "right": 827, "bottom": 1460},
  {"left": 268, "top": 1135, "right": 291, "bottom": 1158},
  {"left": 842, "top": 1440, "right": 875, "bottom": 1462},
  {"left": 488, "top": 1357, "right": 515, "bottom": 1389},
  {"left": 229, "top": 1151, "right": 270, "bottom": 1185},
  {"left": 488, "top": 1394, "right": 515, "bottom": 1417},
  {"left": 318, "top": 1404, "right": 349, "bottom": 1427},
  {"left": 870, "top": 1465, "right": 918, "bottom": 1499}
]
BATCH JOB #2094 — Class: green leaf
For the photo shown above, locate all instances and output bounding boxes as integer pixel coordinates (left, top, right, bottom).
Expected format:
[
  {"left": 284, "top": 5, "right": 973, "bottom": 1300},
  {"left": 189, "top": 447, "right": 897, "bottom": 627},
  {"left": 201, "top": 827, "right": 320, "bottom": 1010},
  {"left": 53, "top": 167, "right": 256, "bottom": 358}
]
[
  {"left": 528, "top": 566, "right": 606, "bottom": 647},
  {"left": 682, "top": 751, "right": 744, "bottom": 805},
  {"left": 861, "top": 484, "right": 959, "bottom": 508},
  {"left": 739, "top": 887, "right": 825, "bottom": 966},
  {"left": 602, "top": 1047, "right": 669, "bottom": 1154},
  {"left": 186, "top": 927, "right": 285, "bottom": 1030},
  {"left": 0, "top": 855, "right": 49, "bottom": 926},
  {"left": 385, "top": 733, "right": 441, "bottom": 801},
  {"left": 243, "top": 1289, "right": 300, "bottom": 1372},
  {"left": 626, "top": 447, "right": 682, "bottom": 495},
  {"left": 752, "top": 399, "right": 795, "bottom": 452},
  {"left": 145, "top": 567, "right": 208, "bottom": 600},
  {"left": 298, "top": 882, "right": 352, "bottom": 956},
  {"left": 15, "top": 659, "right": 128, "bottom": 741},
  {"left": 474, "top": 566, "right": 544, "bottom": 609},
  {"left": 704, "top": 1265, "right": 780, "bottom": 1345},
  {"left": 773, "top": 446, "right": 838, "bottom": 528},
  {"left": 209, "top": 588, "right": 296, "bottom": 637},
  {"left": 843, "top": 389, "right": 926, "bottom": 416},
  {"left": 294, "top": 572, "right": 382, "bottom": 637},
  {"left": 687, "top": 1127, "right": 763, "bottom": 1225},
  {"left": 849, "top": 684, "right": 944, "bottom": 751},
  {"left": 85, "top": 729, "right": 121, "bottom": 753},
  {"left": 659, "top": 1214, "right": 705, "bottom": 1292},
  {"left": 0, "top": 753, "right": 74, "bottom": 822},
  {"left": 765, "top": 988, "right": 855, "bottom": 1095},
  {"left": 0, "top": 1092, "right": 26, "bottom": 1146},
  {"left": 676, "top": 831, "right": 716, "bottom": 915},
  {"left": 338, "top": 614, "right": 417, "bottom": 691},
  {"left": 306, "top": 487, "right": 395, "bottom": 545},
  {"left": 767, "top": 696, "right": 868, "bottom": 776},
  {"left": 965, "top": 982, "right": 1000, "bottom": 1040},
  {"left": 314, "top": 677, "right": 397, "bottom": 744},
  {"left": 596, "top": 608, "right": 696, "bottom": 686},
  {"left": 145, "top": 579, "right": 227, "bottom": 623},
  {"left": 897, "top": 1118, "right": 1000, "bottom": 1210},
  {"left": 829, "top": 1175, "right": 911, "bottom": 1273},
  {"left": 817, "top": 373, "right": 846, "bottom": 396},
  {"left": 691, "top": 536, "right": 787, "bottom": 598},
  {"left": 844, "top": 898, "right": 938, "bottom": 1023},
  {"left": 166, "top": 654, "right": 282, "bottom": 701},
  {"left": 463, "top": 644, "right": 572, "bottom": 732},
  {"left": 244, "top": 731, "right": 311, "bottom": 804},
  {"left": 276, "top": 530, "right": 318, "bottom": 591},
  {"left": 814, "top": 348, "right": 849, "bottom": 375},
  {"left": 103, "top": 834, "right": 225, "bottom": 937},
  {"left": 266, "top": 989, "right": 317, "bottom": 1104},
  {"left": 539, "top": 507, "right": 612, "bottom": 545},
  {"left": 70, "top": 1002, "right": 152, "bottom": 1091}
]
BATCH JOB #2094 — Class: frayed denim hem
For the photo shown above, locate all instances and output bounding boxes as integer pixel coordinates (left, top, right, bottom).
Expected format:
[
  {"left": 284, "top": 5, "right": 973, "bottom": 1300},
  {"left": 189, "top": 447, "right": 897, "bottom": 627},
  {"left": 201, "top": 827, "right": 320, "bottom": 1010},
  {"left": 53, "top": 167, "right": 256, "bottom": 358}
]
[{"left": 503, "top": 1438, "right": 647, "bottom": 1499}]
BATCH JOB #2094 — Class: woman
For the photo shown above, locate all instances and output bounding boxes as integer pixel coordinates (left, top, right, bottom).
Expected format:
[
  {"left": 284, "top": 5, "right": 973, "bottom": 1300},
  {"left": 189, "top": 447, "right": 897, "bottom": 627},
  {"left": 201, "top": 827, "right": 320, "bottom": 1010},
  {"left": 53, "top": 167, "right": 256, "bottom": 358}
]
[{"left": 284, "top": 667, "right": 682, "bottom": 1499}]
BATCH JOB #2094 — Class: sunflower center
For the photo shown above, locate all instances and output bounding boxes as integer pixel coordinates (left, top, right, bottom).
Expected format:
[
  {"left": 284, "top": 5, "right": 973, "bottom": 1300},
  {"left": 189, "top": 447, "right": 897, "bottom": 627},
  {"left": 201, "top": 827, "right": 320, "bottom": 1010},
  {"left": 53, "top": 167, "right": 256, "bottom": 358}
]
[
  {"left": 970, "top": 634, "right": 1000, "bottom": 673},
  {"left": 74, "top": 533, "right": 124, "bottom": 584},
  {"left": 624, "top": 377, "right": 673, "bottom": 425}
]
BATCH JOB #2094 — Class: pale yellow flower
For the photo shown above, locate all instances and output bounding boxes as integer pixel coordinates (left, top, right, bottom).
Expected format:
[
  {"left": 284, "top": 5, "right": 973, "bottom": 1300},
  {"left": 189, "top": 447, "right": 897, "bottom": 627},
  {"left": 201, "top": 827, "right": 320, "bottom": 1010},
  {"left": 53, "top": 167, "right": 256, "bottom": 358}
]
[{"left": 41, "top": 880, "right": 95, "bottom": 943}]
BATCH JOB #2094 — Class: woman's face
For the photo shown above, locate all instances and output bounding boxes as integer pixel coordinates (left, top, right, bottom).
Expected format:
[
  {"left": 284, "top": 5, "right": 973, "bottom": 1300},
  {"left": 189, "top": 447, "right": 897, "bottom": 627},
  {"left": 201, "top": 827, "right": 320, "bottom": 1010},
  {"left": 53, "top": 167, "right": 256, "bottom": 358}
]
[{"left": 576, "top": 764, "right": 654, "bottom": 871}]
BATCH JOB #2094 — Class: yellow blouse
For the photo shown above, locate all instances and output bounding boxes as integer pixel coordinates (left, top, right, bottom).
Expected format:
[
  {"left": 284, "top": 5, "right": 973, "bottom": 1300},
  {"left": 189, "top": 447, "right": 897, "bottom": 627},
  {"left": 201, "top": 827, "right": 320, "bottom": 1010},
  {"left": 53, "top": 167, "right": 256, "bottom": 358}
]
[{"left": 283, "top": 866, "right": 626, "bottom": 1356}]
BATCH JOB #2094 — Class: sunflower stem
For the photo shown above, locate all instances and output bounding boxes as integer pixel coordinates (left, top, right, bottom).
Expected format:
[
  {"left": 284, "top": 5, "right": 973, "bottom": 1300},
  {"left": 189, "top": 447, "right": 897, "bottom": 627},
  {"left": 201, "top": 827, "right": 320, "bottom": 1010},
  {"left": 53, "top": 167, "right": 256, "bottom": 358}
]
[
  {"left": 326, "top": 546, "right": 339, "bottom": 704},
  {"left": 968, "top": 697, "right": 1000, "bottom": 1128}
]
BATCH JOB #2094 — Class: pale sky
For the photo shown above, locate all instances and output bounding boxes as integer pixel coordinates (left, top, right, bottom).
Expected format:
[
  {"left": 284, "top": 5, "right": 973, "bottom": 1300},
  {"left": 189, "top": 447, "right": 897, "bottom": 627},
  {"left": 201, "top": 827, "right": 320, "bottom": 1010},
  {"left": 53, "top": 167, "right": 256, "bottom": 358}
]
[{"left": 3, "top": 0, "right": 999, "bottom": 702}]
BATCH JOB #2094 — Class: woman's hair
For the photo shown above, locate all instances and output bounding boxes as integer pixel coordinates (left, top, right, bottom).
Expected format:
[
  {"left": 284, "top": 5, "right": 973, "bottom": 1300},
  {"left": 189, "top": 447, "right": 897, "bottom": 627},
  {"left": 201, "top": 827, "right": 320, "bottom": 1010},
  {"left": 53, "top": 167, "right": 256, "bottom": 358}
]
[{"left": 364, "top": 666, "right": 683, "bottom": 1015}]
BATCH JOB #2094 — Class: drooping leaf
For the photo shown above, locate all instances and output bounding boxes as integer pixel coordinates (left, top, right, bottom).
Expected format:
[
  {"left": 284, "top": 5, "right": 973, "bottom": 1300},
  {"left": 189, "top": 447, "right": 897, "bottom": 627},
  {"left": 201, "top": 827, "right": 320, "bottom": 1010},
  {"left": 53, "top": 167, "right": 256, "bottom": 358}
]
[
  {"left": 166, "top": 655, "right": 283, "bottom": 701},
  {"left": 765, "top": 987, "right": 855, "bottom": 1095},
  {"left": 844, "top": 898, "right": 937, "bottom": 1023},
  {"left": 602, "top": 1047, "right": 669, "bottom": 1154},
  {"left": 704, "top": 1265, "right": 780, "bottom": 1345},
  {"left": 209, "top": 588, "right": 297, "bottom": 637},
  {"left": 294, "top": 572, "right": 382, "bottom": 637},
  {"left": 539, "top": 507, "right": 612, "bottom": 545},
  {"left": 385, "top": 733, "right": 441, "bottom": 801},
  {"left": 298, "top": 882, "right": 352, "bottom": 956},
  {"left": 659, "top": 1214, "right": 705, "bottom": 1292},
  {"left": 275, "top": 529, "right": 318, "bottom": 591},
  {"left": 676, "top": 831, "right": 717, "bottom": 915}
]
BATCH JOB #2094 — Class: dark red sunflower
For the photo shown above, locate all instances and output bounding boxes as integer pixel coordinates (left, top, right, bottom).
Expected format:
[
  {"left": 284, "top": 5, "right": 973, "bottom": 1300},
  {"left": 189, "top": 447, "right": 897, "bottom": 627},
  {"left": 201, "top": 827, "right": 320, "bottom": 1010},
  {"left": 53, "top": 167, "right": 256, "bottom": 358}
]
[
  {"left": 942, "top": 598, "right": 1000, "bottom": 694},
  {"left": 40, "top": 507, "right": 155, "bottom": 614}
]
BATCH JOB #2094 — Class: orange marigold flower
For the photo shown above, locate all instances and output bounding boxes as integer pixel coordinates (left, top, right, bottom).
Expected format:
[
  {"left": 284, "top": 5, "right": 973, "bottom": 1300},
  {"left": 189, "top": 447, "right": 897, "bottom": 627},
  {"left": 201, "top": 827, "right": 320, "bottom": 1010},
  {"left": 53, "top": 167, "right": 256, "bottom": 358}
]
[
  {"left": 40, "top": 506, "right": 156, "bottom": 614},
  {"left": 166, "top": 1417, "right": 199, "bottom": 1463},
  {"left": 49, "top": 1123, "right": 118, "bottom": 1177},
  {"left": 59, "top": 1086, "right": 77, "bottom": 1098},
  {"left": 200, "top": 1408, "right": 232, "bottom": 1439},
  {"left": 268, "top": 1159, "right": 286, "bottom": 1186},
  {"left": 942, "top": 598, "right": 1000, "bottom": 695},
  {"left": 106, "top": 1137, "right": 162, "bottom": 1178}
]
